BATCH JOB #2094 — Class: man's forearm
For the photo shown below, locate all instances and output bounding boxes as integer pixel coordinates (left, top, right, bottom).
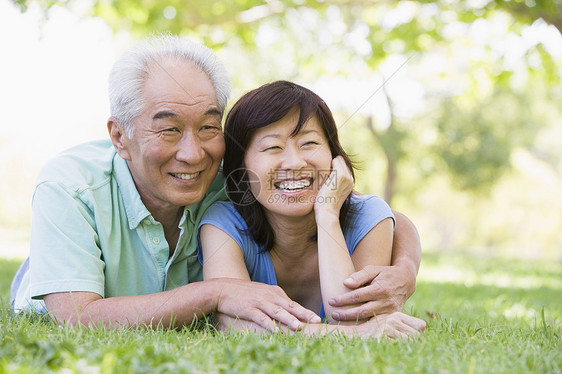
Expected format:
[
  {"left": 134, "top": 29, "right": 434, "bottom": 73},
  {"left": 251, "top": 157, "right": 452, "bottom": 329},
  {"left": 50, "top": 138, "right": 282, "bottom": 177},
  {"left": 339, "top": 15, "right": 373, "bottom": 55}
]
[
  {"left": 44, "top": 280, "right": 223, "bottom": 329},
  {"left": 391, "top": 210, "right": 421, "bottom": 276},
  {"left": 45, "top": 278, "right": 320, "bottom": 331}
]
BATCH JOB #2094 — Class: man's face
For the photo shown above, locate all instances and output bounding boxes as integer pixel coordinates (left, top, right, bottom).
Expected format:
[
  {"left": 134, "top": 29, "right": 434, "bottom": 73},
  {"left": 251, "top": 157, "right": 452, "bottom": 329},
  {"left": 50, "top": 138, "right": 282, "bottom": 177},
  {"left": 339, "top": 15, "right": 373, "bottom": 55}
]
[{"left": 118, "top": 59, "right": 225, "bottom": 216}]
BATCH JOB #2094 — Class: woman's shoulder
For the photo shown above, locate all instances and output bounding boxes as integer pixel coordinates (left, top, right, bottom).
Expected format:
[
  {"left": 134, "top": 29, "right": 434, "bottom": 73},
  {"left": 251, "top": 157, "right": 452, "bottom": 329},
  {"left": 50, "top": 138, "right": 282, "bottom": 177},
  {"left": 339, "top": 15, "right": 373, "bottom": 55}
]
[
  {"left": 347, "top": 193, "right": 394, "bottom": 225},
  {"left": 200, "top": 201, "right": 248, "bottom": 230},
  {"left": 343, "top": 194, "right": 395, "bottom": 253},
  {"left": 204, "top": 200, "right": 238, "bottom": 214},
  {"left": 349, "top": 193, "right": 391, "bottom": 210}
]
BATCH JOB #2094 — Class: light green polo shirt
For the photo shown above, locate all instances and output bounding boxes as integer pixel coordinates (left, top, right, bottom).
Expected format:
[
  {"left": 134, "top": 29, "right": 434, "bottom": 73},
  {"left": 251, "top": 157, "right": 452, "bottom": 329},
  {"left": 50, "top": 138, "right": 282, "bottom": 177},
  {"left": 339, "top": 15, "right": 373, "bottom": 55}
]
[{"left": 13, "top": 139, "right": 226, "bottom": 313}]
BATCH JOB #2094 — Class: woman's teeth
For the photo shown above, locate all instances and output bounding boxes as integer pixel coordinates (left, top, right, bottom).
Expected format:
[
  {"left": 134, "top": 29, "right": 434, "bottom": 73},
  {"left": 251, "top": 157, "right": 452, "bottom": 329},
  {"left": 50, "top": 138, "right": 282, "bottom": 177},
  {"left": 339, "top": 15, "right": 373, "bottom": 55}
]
[{"left": 275, "top": 179, "right": 311, "bottom": 192}]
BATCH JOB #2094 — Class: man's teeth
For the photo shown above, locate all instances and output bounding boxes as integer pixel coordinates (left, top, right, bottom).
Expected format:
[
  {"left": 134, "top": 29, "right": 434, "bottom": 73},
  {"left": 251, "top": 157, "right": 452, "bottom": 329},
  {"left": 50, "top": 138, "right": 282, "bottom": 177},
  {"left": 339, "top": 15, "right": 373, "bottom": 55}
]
[
  {"left": 172, "top": 172, "right": 200, "bottom": 180},
  {"left": 276, "top": 179, "right": 311, "bottom": 191}
]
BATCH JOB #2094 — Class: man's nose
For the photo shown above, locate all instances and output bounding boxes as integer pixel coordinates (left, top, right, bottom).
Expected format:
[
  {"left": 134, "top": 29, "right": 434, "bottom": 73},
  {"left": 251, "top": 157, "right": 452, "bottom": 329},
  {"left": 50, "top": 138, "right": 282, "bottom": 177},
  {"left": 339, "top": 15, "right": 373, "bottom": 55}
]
[{"left": 176, "top": 132, "right": 206, "bottom": 164}]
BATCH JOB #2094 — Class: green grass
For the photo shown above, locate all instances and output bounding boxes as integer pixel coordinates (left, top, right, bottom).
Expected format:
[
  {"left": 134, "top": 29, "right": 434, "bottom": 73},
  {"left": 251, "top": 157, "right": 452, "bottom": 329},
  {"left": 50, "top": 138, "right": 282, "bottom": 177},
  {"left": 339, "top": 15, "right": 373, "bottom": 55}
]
[{"left": 1, "top": 253, "right": 560, "bottom": 373}]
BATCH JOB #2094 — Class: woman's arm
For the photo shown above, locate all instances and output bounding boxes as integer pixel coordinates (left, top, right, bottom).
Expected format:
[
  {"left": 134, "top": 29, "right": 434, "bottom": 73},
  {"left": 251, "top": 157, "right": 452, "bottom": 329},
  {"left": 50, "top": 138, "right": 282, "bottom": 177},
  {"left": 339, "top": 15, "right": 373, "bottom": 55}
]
[
  {"left": 328, "top": 211, "right": 421, "bottom": 320},
  {"left": 215, "top": 310, "right": 425, "bottom": 340},
  {"left": 314, "top": 156, "right": 393, "bottom": 323},
  {"left": 316, "top": 213, "right": 393, "bottom": 323},
  {"left": 201, "top": 222, "right": 424, "bottom": 339},
  {"left": 200, "top": 224, "right": 320, "bottom": 331}
]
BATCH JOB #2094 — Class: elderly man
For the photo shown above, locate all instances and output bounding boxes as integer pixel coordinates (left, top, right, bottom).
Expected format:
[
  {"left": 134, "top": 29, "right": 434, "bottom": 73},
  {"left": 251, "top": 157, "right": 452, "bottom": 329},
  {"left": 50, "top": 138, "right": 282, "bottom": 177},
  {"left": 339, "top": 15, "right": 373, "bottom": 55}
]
[{"left": 11, "top": 35, "right": 422, "bottom": 332}]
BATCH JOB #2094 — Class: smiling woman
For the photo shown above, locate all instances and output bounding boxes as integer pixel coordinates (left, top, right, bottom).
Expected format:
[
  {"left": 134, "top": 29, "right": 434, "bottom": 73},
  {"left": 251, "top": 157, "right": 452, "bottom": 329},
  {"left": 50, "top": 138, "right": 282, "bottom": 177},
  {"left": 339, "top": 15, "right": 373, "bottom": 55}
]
[
  {"left": 243, "top": 109, "right": 334, "bottom": 220},
  {"left": 198, "top": 80, "right": 426, "bottom": 338}
]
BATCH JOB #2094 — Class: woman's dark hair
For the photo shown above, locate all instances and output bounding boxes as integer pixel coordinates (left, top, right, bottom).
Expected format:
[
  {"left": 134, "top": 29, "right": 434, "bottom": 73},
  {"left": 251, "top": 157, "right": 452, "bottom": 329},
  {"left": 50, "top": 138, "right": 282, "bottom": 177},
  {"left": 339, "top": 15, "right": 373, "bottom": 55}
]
[{"left": 223, "top": 80, "right": 355, "bottom": 252}]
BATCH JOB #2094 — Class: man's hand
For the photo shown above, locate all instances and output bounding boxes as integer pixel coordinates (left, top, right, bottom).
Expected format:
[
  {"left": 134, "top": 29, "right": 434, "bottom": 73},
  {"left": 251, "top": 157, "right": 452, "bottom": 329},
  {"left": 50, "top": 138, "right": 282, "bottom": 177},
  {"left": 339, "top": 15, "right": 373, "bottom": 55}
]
[
  {"left": 214, "top": 278, "right": 321, "bottom": 333},
  {"left": 328, "top": 263, "right": 416, "bottom": 321}
]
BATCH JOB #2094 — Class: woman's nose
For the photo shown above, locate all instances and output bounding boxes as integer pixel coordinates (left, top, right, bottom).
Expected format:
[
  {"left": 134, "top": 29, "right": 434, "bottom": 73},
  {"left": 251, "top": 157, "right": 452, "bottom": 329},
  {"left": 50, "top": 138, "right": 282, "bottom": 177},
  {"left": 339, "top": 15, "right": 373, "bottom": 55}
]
[{"left": 280, "top": 146, "right": 307, "bottom": 170}]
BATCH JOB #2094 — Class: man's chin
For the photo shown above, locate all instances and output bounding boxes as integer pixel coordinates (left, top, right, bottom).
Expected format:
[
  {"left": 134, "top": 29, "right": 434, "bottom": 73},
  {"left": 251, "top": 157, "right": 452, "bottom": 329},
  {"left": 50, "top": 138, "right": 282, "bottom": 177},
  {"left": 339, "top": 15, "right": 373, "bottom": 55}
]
[{"left": 174, "top": 190, "right": 208, "bottom": 207}]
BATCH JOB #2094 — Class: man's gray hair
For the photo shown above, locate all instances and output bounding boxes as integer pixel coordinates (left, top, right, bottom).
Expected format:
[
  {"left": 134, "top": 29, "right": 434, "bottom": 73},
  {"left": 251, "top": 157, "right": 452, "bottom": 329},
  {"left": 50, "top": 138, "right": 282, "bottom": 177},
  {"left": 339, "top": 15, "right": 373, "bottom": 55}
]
[{"left": 108, "top": 34, "right": 231, "bottom": 137}]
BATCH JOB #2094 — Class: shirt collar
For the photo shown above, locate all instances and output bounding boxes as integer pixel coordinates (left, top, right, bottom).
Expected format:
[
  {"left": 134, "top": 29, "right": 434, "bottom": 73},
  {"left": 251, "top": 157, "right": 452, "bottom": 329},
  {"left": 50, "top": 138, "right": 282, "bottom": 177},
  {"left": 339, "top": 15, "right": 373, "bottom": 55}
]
[
  {"left": 112, "top": 153, "right": 152, "bottom": 229},
  {"left": 112, "top": 151, "right": 222, "bottom": 229}
]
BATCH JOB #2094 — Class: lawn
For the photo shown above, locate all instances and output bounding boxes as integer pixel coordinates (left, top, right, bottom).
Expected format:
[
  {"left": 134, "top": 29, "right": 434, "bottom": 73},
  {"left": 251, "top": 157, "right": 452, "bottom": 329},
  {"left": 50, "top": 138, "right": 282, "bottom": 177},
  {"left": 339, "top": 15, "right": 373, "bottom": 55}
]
[{"left": 1, "top": 253, "right": 560, "bottom": 374}]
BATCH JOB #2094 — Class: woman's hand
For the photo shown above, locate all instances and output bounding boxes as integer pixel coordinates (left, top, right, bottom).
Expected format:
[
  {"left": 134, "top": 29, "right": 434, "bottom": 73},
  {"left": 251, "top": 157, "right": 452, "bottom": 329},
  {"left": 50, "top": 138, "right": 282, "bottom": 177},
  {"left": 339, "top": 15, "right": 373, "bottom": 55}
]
[
  {"left": 314, "top": 155, "right": 354, "bottom": 219},
  {"left": 356, "top": 312, "right": 427, "bottom": 340}
]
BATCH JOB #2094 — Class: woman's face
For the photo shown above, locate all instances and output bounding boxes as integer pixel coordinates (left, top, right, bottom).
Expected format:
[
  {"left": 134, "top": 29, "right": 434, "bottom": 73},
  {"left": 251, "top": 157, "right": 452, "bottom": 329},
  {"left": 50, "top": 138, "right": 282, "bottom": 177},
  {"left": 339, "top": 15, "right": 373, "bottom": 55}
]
[{"left": 243, "top": 110, "right": 333, "bottom": 219}]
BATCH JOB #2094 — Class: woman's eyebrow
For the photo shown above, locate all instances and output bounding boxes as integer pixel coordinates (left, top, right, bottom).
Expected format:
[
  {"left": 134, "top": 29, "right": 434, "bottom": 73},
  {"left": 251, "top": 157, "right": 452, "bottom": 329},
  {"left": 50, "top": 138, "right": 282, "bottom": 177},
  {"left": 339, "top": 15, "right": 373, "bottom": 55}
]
[
  {"left": 255, "top": 134, "right": 282, "bottom": 144},
  {"left": 297, "top": 129, "right": 320, "bottom": 136}
]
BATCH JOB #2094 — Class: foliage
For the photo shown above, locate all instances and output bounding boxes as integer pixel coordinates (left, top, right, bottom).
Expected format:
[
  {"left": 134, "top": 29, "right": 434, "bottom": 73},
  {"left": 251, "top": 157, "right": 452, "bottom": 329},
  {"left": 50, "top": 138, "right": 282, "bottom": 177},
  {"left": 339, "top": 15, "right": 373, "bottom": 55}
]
[
  {"left": 10, "top": 1, "right": 562, "bottom": 35},
  {"left": 9, "top": 1, "right": 562, "bottom": 204},
  {"left": 1, "top": 255, "right": 561, "bottom": 373},
  {"left": 432, "top": 86, "right": 540, "bottom": 192},
  {"left": 6, "top": 0, "right": 562, "bottom": 252}
]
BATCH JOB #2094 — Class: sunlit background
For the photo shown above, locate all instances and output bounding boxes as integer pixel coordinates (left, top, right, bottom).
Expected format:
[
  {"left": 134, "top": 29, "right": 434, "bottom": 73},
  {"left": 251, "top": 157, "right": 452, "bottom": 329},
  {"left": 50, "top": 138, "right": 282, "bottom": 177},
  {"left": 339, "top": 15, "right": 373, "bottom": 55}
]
[{"left": 1, "top": 0, "right": 561, "bottom": 263}]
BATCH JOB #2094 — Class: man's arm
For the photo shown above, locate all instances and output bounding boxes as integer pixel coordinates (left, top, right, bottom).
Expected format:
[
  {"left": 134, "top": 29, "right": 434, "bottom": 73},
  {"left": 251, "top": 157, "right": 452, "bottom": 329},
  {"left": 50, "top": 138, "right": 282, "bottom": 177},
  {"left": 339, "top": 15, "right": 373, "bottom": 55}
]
[
  {"left": 328, "top": 210, "right": 421, "bottom": 320},
  {"left": 44, "top": 277, "right": 318, "bottom": 332}
]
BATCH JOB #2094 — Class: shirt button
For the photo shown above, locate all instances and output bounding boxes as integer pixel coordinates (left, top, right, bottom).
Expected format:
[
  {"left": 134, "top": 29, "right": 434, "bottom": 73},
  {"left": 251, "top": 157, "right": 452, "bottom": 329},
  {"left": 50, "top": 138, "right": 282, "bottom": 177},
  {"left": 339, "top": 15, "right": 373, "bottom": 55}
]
[{"left": 152, "top": 237, "right": 161, "bottom": 245}]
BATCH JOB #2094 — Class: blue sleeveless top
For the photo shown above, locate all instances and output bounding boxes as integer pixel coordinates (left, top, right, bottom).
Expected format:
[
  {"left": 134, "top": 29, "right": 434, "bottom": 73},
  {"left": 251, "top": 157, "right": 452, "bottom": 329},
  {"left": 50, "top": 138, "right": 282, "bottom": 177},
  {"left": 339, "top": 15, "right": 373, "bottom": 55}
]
[{"left": 198, "top": 194, "right": 394, "bottom": 318}]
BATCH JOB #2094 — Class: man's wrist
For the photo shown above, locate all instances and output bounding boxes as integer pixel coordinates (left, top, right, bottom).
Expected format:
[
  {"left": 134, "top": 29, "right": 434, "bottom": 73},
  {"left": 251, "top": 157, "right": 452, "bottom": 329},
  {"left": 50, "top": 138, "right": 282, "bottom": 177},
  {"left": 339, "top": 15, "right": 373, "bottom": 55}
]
[
  {"left": 392, "top": 250, "right": 420, "bottom": 276},
  {"left": 392, "top": 259, "right": 418, "bottom": 296},
  {"left": 204, "top": 278, "right": 226, "bottom": 313}
]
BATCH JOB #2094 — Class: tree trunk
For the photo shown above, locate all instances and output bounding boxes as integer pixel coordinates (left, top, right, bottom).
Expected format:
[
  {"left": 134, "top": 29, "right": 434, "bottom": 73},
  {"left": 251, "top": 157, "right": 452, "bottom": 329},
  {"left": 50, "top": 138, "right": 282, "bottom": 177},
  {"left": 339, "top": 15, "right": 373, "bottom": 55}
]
[
  {"left": 364, "top": 116, "right": 396, "bottom": 205},
  {"left": 384, "top": 152, "right": 397, "bottom": 204}
]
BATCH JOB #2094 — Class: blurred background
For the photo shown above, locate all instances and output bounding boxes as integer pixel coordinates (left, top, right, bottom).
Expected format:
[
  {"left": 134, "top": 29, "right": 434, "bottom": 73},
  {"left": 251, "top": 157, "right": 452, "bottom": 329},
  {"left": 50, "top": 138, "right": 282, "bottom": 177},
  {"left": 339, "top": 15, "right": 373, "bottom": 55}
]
[{"left": 1, "top": 0, "right": 561, "bottom": 261}]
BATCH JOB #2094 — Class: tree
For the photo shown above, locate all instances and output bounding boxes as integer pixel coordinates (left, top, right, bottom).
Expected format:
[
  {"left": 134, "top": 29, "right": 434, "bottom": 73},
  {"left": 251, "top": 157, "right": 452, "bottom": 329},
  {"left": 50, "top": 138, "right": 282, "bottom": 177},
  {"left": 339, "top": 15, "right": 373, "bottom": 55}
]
[{"left": 13, "top": 0, "right": 562, "bottom": 205}]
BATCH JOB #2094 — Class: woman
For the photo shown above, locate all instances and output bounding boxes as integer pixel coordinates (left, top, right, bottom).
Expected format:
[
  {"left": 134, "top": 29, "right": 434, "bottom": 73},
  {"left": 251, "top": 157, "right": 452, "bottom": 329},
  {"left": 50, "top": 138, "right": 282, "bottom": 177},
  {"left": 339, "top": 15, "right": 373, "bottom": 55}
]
[{"left": 198, "top": 81, "right": 425, "bottom": 339}]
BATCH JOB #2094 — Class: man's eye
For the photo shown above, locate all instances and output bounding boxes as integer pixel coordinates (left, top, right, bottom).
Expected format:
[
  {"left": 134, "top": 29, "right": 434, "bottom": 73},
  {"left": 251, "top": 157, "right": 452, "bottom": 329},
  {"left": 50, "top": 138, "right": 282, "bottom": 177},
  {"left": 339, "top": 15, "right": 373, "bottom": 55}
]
[
  {"left": 199, "top": 125, "right": 222, "bottom": 140},
  {"left": 201, "top": 125, "right": 221, "bottom": 131},
  {"left": 163, "top": 128, "right": 180, "bottom": 133}
]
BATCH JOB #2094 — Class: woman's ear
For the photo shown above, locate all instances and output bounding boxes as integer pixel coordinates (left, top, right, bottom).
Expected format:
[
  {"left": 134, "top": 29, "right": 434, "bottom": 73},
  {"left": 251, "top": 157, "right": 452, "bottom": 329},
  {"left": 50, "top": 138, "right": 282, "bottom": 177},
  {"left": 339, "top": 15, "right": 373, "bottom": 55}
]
[{"left": 107, "top": 116, "right": 132, "bottom": 161}]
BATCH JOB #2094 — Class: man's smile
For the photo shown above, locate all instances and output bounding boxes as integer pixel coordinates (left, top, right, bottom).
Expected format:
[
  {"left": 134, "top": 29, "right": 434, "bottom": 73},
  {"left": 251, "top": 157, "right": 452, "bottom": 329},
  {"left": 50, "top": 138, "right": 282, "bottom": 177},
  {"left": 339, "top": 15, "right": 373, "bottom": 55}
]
[{"left": 170, "top": 172, "right": 201, "bottom": 180}]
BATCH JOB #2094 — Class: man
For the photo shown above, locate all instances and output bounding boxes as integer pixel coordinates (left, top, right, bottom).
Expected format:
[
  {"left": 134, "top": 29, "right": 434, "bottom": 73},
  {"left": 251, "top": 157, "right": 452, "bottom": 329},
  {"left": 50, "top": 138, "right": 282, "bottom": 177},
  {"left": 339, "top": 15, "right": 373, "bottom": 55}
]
[{"left": 11, "top": 34, "right": 422, "bottom": 332}]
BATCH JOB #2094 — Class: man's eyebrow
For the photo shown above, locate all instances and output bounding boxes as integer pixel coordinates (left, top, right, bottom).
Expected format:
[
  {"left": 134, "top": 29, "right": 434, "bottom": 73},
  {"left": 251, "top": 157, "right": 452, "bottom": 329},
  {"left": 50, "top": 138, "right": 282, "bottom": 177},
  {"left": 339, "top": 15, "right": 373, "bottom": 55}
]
[
  {"left": 204, "top": 108, "right": 222, "bottom": 117},
  {"left": 153, "top": 108, "right": 221, "bottom": 120},
  {"left": 153, "top": 111, "right": 178, "bottom": 120}
]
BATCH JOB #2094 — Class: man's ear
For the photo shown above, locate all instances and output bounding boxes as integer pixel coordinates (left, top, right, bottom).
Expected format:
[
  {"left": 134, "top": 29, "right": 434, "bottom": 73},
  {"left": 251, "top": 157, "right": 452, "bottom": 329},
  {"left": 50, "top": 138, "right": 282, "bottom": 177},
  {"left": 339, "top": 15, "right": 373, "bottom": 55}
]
[{"left": 107, "top": 117, "right": 132, "bottom": 161}]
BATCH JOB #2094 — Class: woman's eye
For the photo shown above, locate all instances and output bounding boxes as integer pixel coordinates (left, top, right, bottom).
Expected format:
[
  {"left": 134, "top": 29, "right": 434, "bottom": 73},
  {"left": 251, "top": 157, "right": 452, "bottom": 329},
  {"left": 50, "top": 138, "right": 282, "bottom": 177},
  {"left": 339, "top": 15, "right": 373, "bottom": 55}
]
[
  {"left": 302, "top": 141, "right": 318, "bottom": 147},
  {"left": 264, "top": 146, "right": 281, "bottom": 151}
]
